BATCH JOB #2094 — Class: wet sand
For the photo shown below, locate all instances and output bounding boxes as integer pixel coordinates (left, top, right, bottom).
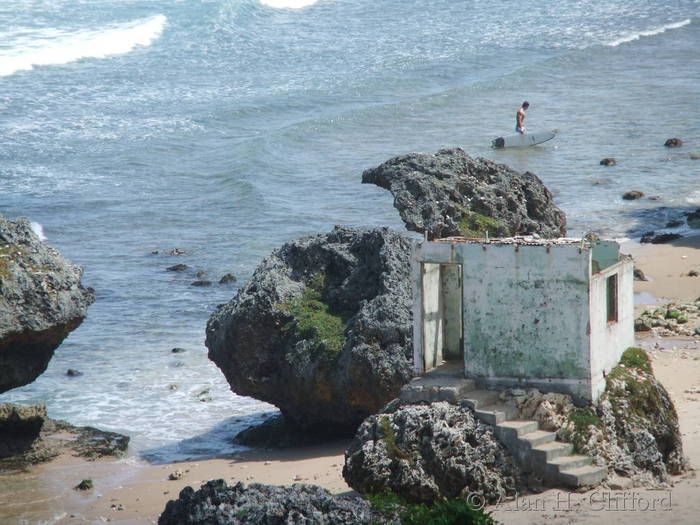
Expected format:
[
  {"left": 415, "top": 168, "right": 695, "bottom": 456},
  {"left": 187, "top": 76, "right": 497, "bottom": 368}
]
[{"left": 1, "top": 238, "right": 700, "bottom": 524}]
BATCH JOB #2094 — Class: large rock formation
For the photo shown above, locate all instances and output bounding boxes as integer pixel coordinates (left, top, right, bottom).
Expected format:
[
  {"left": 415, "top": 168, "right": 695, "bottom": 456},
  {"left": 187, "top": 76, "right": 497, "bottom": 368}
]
[
  {"left": 206, "top": 226, "right": 413, "bottom": 435},
  {"left": 0, "top": 214, "right": 94, "bottom": 394},
  {"left": 159, "top": 480, "right": 394, "bottom": 525},
  {"left": 343, "top": 401, "right": 520, "bottom": 504},
  {"left": 362, "top": 148, "right": 566, "bottom": 240}
]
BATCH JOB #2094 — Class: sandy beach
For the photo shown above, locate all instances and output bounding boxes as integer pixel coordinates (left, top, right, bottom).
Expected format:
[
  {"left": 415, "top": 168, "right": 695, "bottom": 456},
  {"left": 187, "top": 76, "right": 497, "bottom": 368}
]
[{"left": 2, "top": 237, "right": 700, "bottom": 525}]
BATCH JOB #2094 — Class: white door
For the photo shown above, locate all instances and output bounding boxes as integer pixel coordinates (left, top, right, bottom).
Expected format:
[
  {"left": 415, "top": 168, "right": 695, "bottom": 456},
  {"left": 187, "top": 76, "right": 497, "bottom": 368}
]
[{"left": 422, "top": 263, "right": 443, "bottom": 371}]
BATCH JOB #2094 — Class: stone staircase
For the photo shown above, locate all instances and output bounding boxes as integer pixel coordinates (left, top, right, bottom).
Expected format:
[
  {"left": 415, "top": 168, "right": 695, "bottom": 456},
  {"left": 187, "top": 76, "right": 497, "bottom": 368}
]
[{"left": 399, "top": 367, "right": 606, "bottom": 489}]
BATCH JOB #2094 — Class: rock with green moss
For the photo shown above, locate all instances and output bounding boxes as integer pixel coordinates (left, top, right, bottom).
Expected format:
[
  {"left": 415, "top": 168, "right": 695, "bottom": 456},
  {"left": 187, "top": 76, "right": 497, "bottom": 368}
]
[
  {"left": 343, "top": 401, "right": 520, "bottom": 504},
  {"left": 598, "top": 348, "right": 687, "bottom": 479},
  {"left": 75, "top": 479, "right": 93, "bottom": 491},
  {"left": 634, "top": 301, "right": 700, "bottom": 337},
  {"left": 1, "top": 213, "right": 94, "bottom": 394},
  {"left": 362, "top": 148, "right": 566, "bottom": 240},
  {"left": 206, "top": 227, "right": 413, "bottom": 436},
  {"left": 510, "top": 348, "right": 687, "bottom": 484}
]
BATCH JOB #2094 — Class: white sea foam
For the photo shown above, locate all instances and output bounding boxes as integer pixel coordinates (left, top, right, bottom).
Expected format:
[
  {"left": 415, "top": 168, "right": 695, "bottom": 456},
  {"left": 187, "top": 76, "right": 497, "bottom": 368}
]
[
  {"left": 30, "top": 222, "right": 47, "bottom": 241},
  {"left": 606, "top": 19, "right": 691, "bottom": 47},
  {"left": 0, "top": 15, "right": 166, "bottom": 77},
  {"left": 260, "top": 0, "right": 319, "bottom": 9}
]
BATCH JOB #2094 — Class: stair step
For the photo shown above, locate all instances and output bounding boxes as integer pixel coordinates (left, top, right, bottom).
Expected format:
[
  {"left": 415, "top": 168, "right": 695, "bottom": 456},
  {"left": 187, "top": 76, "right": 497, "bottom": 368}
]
[
  {"left": 531, "top": 441, "right": 574, "bottom": 462},
  {"left": 461, "top": 390, "right": 501, "bottom": 410},
  {"left": 474, "top": 403, "right": 519, "bottom": 425},
  {"left": 548, "top": 455, "right": 592, "bottom": 473},
  {"left": 400, "top": 377, "right": 476, "bottom": 404},
  {"left": 520, "top": 430, "right": 556, "bottom": 447},
  {"left": 559, "top": 465, "right": 607, "bottom": 488},
  {"left": 496, "top": 420, "right": 539, "bottom": 437}
]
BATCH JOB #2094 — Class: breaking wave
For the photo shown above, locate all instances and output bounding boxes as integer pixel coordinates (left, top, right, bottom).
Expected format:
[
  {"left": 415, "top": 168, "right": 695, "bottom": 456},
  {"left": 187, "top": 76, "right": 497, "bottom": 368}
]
[
  {"left": 0, "top": 14, "right": 166, "bottom": 77},
  {"left": 259, "top": 0, "right": 320, "bottom": 9},
  {"left": 606, "top": 18, "right": 690, "bottom": 46}
]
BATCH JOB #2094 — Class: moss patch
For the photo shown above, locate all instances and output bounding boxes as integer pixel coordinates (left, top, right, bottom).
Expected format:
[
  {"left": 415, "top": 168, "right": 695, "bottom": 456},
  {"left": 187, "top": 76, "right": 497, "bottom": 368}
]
[
  {"left": 279, "top": 274, "right": 350, "bottom": 354},
  {"left": 74, "top": 479, "right": 93, "bottom": 491},
  {"left": 567, "top": 407, "right": 603, "bottom": 453},
  {"left": 664, "top": 310, "right": 688, "bottom": 324},
  {"left": 367, "top": 492, "right": 498, "bottom": 525},
  {"left": 0, "top": 244, "right": 32, "bottom": 280},
  {"left": 457, "top": 210, "right": 505, "bottom": 238},
  {"left": 605, "top": 348, "right": 667, "bottom": 423},
  {"left": 619, "top": 347, "right": 653, "bottom": 374},
  {"left": 379, "top": 416, "right": 411, "bottom": 461}
]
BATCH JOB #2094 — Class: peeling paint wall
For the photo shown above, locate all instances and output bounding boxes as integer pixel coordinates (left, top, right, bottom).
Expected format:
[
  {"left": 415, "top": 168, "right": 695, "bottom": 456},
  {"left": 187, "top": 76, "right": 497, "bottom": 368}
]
[
  {"left": 589, "top": 258, "right": 635, "bottom": 399},
  {"left": 459, "top": 244, "right": 591, "bottom": 393}
]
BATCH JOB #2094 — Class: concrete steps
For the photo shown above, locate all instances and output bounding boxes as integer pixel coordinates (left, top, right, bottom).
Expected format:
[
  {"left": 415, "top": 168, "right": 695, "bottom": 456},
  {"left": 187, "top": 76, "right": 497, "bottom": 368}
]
[{"left": 401, "top": 373, "right": 607, "bottom": 489}]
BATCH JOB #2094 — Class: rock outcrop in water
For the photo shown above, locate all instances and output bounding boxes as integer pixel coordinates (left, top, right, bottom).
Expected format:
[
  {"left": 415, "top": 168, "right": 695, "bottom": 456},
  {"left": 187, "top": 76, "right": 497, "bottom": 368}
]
[
  {"left": 159, "top": 480, "right": 392, "bottom": 525},
  {"left": 206, "top": 226, "right": 413, "bottom": 435},
  {"left": 362, "top": 148, "right": 566, "bottom": 240},
  {"left": 0, "top": 214, "right": 94, "bottom": 394},
  {"left": 343, "top": 401, "right": 520, "bottom": 504},
  {"left": 0, "top": 402, "right": 129, "bottom": 470}
]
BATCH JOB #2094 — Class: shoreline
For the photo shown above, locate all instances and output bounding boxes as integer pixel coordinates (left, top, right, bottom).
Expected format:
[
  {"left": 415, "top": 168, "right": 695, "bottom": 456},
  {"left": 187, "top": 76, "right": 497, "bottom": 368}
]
[{"left": 2, "top": 237, "right": 699, "bottom": 524}]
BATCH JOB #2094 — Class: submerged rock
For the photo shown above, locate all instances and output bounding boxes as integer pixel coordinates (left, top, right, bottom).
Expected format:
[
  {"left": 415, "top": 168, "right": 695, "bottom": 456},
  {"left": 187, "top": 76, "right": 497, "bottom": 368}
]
[
  {"left": 686, "top": 209, "right": 700, "bottom": 229},
  {"left": 206, "top": 226, "right": 413, "bottom": 435},
  {"left": 0, "top": 214, "right": 94, "bottom": 394},
  {"left": 159, "top": 480, "right": 390, "bottom": 525},
  {"left": 343, "top": 401, "right": 520, "bottom": 504},
  {"left": 362, "top": 148, "right": 566, "bottom": 240},
  {"left": 622, "top": 190, "right": 644, "bottom": 200},
  {"left": 640, "top": 232, "right": 682, "bottom": 244}
]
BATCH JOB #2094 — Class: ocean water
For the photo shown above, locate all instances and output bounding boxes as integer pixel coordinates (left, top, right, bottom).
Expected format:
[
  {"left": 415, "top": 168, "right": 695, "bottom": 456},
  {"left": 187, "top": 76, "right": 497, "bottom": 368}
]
[{"left": 1, "top": 0, "right": 699, "bottom": 460}]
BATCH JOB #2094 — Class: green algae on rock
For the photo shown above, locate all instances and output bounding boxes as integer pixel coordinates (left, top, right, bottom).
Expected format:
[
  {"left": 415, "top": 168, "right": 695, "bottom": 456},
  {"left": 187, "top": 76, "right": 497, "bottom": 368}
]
[{"left": 206, "top": 227, "right": 413, "bottom": 435}]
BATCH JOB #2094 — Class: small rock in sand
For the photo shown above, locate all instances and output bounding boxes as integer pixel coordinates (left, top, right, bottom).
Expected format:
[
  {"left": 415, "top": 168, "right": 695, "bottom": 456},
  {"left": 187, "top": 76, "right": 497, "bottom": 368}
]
[{"left": 75, "top": 479, "right": 93, "bottom": 491}]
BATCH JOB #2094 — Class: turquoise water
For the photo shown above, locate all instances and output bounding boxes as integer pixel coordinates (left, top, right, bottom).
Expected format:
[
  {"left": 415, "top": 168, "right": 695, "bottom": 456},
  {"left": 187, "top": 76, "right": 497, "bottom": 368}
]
[{"left": 1, "top": 0, "right": 699, "bottom": 459}]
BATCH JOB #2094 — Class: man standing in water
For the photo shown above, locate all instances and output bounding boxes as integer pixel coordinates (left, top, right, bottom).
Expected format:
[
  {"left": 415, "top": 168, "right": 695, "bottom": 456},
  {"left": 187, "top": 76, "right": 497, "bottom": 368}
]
[{"left": 516, "top": 101, "right": 529, "bottom": 134}]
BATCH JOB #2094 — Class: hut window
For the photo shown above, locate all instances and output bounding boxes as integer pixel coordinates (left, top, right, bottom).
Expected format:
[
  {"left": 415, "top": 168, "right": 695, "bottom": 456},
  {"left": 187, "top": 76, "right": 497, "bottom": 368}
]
[{"left": 606, "top": 274, "right": 618, "bottom": 323}]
